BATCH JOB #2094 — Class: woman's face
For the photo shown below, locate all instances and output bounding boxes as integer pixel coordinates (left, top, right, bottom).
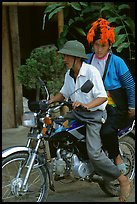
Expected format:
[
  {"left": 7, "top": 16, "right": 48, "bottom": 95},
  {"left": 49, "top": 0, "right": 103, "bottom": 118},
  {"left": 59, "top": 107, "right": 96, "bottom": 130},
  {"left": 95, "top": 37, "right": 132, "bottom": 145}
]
[{"left": 93, "top": 39, "right": 110, "bottom": 59}]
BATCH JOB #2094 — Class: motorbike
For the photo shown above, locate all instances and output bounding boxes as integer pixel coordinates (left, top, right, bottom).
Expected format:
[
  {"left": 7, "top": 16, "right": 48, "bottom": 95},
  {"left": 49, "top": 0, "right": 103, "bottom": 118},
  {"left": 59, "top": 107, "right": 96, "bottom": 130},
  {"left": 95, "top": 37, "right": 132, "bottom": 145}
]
[{"left": 2, "top": 78, "right": 135, "bottom": 202}]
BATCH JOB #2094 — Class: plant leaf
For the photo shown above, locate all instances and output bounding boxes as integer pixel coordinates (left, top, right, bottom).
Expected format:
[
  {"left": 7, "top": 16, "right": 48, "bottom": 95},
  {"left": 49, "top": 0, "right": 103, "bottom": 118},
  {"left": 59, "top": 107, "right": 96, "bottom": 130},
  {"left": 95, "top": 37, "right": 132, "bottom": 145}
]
[
  {"left": 124, "top": 17, "right": 135, "bottom": 36},
  {"left": 79, "top": 2, "right": 88, "bottom": 7},
  {"left": 114, "top": 26, "right": 124, "bottom": 35},
  {"left": 116, "top": 42, "right": 130, "bottom": 52},
  {"left": 44, "top": 3, "right": 63, "bottom": 13},
  {"left": 69, "top": 2, "right": 81, "bottom": 11},
  {"left": 60, "top": 25, "right": 69, "bottom": 37},
  {"left": 113, "top": 34, "right": 127, "bottom": 47},
  {"left": 48, "top": 6, "right": 65, "bottom": 20},
  {"left": 118, "top": 4, "right": 130, "bottom": 10},
  {"left": 68, "top": 18, "right": 74, "bottom": 26},
  {"left": 100, "top": 4, "right": 114, "bottom": 12},
  {"left": 82, "top": 4, "right": 101, "bottom": 14},
  {"left": 108, "top": 16, "right": 120, "bottom": 24},
  {"left": 74, "top": 16, "right": 83, "bottom": 22},
  {"left": 74, "top": 27, "right": 86, "bottom": 36}
]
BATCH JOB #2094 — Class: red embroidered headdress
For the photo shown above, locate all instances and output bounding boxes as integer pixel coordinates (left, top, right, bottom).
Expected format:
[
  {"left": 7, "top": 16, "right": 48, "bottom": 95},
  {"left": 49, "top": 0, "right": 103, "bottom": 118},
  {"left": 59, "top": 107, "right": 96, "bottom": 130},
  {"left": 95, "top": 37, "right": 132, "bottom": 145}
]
[{"left": 87, "top": 18, "right": 115, "bottom": 45}]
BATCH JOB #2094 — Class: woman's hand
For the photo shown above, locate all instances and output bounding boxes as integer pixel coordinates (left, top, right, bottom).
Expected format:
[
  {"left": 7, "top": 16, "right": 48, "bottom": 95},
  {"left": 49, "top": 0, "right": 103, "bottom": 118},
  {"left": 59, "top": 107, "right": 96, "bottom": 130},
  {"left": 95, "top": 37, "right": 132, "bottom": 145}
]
[{"left": 128, "top": 108, "right": 135, "bottom": 118}]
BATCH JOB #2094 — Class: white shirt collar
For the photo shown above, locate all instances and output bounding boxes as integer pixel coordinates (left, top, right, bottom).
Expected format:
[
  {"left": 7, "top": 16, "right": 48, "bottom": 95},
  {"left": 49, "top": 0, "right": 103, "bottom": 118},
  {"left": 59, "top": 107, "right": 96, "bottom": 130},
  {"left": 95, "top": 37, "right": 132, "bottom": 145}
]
[{"left": 77, "top": 62, "right": 87, "bottom": 77}]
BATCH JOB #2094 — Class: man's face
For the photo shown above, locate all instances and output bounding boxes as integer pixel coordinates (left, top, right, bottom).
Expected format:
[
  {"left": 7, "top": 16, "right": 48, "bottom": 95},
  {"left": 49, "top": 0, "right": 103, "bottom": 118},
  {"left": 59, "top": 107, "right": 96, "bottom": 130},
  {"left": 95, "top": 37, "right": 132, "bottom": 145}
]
[
  {"left": 93, "top": 39, "right": 110, "bottom": 58},
  {"left": 63, "top": 55, "right": 76, "bottom": 69}
]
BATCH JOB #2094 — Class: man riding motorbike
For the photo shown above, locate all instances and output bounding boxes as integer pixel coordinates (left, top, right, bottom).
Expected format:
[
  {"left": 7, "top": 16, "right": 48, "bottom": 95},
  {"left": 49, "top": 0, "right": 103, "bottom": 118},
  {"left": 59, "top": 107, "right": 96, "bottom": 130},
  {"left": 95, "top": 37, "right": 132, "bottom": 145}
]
[{"left": 48, "top": 40, "right": 131, "bottom": 202}]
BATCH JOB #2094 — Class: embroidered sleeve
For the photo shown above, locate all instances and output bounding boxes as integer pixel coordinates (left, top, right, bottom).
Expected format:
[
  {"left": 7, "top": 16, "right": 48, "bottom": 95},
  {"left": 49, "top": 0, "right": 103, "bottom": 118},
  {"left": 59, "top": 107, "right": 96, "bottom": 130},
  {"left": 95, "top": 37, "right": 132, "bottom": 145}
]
[{"left": 119, "top": 71, "right": 135, "bottom": 108}]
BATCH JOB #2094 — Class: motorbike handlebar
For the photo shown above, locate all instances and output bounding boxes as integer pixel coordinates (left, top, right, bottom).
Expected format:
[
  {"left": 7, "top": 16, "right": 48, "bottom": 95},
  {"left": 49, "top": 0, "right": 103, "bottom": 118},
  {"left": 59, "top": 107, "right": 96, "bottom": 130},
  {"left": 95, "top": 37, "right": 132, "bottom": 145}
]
[
  {"left": 64, "top": 100, "right": 90, "bottom": 111},
  {"left": 59, "top": 100, "right": 90, "bottom": 112},
  {"left": 29, "top": 99, "right": 90, "bottom": 114}
]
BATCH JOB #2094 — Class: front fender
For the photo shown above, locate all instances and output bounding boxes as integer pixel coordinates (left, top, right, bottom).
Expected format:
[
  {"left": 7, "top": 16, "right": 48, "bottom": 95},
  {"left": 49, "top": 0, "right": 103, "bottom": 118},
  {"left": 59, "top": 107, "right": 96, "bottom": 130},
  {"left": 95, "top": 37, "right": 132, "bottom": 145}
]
[{"left": 2, "top": 146, "right": 30, "bottom": 159}]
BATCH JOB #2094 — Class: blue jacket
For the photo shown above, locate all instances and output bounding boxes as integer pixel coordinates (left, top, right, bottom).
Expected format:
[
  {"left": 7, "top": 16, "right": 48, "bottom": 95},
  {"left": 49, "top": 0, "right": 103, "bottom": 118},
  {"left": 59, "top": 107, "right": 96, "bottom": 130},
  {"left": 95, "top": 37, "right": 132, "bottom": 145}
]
[{"left": 85, "top": 53, "right": 135, "bottom": 109}]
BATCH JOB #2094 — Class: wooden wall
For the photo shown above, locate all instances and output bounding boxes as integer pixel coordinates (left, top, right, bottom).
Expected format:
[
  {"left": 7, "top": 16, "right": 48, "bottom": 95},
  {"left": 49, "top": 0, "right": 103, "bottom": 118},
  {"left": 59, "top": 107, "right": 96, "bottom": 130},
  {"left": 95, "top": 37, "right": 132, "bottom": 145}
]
[
  {"left": 2, "top": 4, "right": 64, "bottom": 129},
  {"left": 2, "top": 7, "right": 16, "bottom": 128}
]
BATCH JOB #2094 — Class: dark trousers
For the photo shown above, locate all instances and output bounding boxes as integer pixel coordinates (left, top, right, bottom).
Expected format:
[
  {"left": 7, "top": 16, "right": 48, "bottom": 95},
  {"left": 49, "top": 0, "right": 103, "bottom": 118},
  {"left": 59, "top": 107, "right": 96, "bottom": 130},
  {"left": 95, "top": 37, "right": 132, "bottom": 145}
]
[{"left": 100, "top": 105, "right": 128, "bottom": 159}]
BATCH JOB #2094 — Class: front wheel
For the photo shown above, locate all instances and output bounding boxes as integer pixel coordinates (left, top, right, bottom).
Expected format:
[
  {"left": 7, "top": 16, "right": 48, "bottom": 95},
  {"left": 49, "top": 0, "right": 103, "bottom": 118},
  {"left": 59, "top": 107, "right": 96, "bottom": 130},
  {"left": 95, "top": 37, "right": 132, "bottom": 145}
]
[
  {"left": 99, "top": 134, "right": 135, "bottom": 197},
  {"left": 2, "top": 152, "right": 49, "bottom": 202}
]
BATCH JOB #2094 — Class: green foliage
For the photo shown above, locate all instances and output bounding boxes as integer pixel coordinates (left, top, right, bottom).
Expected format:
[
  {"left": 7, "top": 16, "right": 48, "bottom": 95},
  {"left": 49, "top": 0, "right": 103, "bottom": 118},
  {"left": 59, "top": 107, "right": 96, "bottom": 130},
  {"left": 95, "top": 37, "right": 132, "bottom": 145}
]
[
  {"left": 17, "top": 45, "right": 66, "bottom": 95},
  {"left": 44, "top": 2, "right": 135, "bottom": 60},
  {"left": 100, "top": 3, "right": 135, "bottom": 60},
  {"left": 44, "top": 2, "right": 101, "bottom": 49}
]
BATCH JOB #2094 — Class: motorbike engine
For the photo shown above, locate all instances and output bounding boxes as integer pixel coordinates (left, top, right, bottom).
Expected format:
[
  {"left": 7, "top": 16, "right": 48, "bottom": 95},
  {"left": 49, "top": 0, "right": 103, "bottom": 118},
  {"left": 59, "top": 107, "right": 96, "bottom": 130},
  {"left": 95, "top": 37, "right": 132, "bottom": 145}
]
[{"left": 51, "top": 148, "right": 93, "bottom": 179}]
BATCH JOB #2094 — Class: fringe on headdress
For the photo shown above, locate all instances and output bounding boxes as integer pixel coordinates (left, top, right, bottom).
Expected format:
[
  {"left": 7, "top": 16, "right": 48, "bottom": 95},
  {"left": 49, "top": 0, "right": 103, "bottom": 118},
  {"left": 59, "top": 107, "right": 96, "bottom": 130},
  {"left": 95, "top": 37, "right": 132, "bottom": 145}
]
[{"left": 87, "top": 18, "right": 115, "bottom": 44}]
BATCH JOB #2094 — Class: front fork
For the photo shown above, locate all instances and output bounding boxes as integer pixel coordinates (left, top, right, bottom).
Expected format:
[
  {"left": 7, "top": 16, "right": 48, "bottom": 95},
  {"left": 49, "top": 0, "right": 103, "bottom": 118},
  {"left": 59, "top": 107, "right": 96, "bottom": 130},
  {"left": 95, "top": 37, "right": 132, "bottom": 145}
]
[
  {"left": 21, "top": 134, "right": 55, "bottom": 192},
  {"left": 21, "top": 135, "right": 42, "bottom": 190}
]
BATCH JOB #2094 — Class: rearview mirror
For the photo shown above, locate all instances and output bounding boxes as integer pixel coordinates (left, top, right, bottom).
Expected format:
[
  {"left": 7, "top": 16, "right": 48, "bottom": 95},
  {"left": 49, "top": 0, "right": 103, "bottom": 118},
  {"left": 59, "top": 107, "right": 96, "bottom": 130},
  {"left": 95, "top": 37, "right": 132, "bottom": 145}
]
[
  {"left": 69, "top": 80, "right": 94, "bottom": 98},
  {"left": 81, "top": 80, "right": 94, "bottom": 93}
]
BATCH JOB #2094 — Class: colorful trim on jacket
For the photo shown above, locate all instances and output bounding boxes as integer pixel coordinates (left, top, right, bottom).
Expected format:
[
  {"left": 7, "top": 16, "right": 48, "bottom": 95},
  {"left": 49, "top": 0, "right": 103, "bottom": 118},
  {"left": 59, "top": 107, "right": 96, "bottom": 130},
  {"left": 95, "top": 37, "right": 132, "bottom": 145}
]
[{"left": 85, "top": 53, "right": 135, "bottom": 108}]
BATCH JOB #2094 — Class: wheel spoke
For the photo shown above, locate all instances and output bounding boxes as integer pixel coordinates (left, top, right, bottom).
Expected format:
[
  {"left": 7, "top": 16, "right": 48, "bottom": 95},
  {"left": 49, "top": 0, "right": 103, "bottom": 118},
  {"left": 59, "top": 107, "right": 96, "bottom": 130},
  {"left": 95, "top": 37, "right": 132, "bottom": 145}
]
[{"left": 2, "top": 152, "right": 49, "bottom": 202}]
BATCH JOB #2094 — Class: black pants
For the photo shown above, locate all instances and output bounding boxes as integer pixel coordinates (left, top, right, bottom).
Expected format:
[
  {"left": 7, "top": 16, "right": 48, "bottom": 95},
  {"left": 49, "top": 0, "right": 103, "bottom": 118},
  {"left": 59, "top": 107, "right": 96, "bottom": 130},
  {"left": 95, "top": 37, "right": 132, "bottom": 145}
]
[{"left": 100, "top": 105, "right": 128, "bottom": 159}]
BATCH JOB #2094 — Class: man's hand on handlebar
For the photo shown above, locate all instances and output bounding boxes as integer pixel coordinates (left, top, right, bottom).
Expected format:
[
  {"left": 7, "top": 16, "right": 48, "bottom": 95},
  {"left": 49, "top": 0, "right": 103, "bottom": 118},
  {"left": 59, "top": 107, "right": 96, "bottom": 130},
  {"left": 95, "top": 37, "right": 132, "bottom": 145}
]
[
  {"left": 72, "top": 101, "right": 88, "bottom": 110},
  {"left": 48, "top": 99, "right": 54, "bottom": 105}
]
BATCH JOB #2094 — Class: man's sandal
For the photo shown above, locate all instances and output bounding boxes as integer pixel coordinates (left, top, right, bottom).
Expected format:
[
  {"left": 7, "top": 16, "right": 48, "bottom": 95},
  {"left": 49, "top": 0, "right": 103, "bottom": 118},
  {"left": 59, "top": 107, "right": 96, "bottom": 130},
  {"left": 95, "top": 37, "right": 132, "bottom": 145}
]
[{"left": 117, "top": 163, "right": 127, "bottom": 175}]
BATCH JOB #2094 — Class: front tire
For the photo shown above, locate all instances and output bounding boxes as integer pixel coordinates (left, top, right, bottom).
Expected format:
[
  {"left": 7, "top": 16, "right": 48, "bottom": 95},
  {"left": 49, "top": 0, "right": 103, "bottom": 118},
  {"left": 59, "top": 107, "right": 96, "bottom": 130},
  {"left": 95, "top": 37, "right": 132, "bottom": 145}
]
[
  {"left": 99, "top": 135, "right": 135, "bottom": 196},
  {"left": 2, "top": 152, "right": 49, "bottom": 202}
]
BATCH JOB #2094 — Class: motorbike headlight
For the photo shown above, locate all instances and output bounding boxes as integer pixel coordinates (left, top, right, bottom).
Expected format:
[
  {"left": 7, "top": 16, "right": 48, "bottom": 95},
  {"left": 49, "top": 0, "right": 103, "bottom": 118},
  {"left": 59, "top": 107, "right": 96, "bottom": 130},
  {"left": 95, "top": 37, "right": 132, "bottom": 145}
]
[{"left": 22, "top": 112, "right": 37, "bottom": 127}]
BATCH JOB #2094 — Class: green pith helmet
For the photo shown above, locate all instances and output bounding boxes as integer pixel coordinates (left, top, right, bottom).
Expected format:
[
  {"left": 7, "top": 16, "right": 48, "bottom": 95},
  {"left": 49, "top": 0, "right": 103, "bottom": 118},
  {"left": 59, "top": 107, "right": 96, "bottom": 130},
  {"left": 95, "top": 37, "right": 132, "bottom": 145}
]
[{"left": 58, "top": 40, "right": 88, "bottom": 59}]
